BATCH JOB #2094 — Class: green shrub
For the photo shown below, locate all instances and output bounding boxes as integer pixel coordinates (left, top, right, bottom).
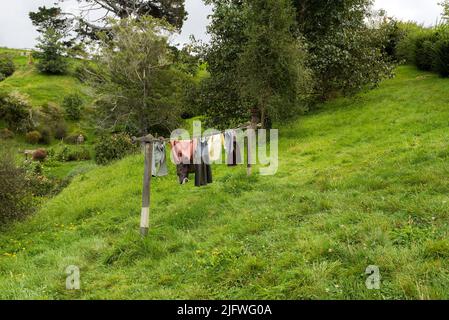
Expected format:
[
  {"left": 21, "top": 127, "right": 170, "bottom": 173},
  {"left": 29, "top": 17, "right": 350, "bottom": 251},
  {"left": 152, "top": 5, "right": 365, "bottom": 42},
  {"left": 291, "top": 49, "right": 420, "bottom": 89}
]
[
  {"left": 0, "top": 54, "right": 15, "bottom": 78},
  {"left": 40, "top": 102, "right": 64, "bottom": 122},
  {"left": 54, "top": 122, "right": 68, "bottom": 140},
  {"left": 0, "top": 73, "right": 5, "bottom": 82},
  {"left": 395, "top": 22, "right": 424, "bottom": 64},
  {"left": 0, "top": 151, "right": 32, "bottom": 226},
  {"left": 32, "top": 149, "right": 48, "bottom": 162},
  {"left": 38, "top": 126, "right": 52, "bottom": 145},
  {"left": 25, "top": 131, "right": 42, "bottom": 144},
  {"left": 433, "top": 36, "right": 449, "bottom": 77},
  {"left": 65, "top": 132, "right": 87, "bottom": 144},
  {"left": 63, "top": 93, "right": 84, "bottom": 120},
  {"left": 415, "top": 35, "right": 435, "bottom": 71},
  {"left": 0, "top": 91, "right": 33, "bottom": 133},
  {"left": 74, "top": 62, "right": 98, "bottom": 83},
  {"left": 24, "top": 170, "right": 55, "bottom": 197},
  {"left": 34, "top": 29, "right": 68, "bottom": 75},
  {"left": 0, "top": 128, "right": 14, "bottom": 139},
  {"left": 55, "top": 145, "right": 91, "bottom": 162},
  {"left": 94, "top": 133, "right": 137, "bottom": 165}
]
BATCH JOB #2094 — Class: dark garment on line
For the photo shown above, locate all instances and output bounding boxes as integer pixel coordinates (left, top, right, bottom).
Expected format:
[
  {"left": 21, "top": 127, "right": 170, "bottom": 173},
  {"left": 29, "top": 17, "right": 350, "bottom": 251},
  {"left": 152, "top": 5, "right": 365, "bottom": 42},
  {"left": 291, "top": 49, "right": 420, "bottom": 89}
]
[
  {"left": 176, "top": 163, "right": 212, "bottom": 187},
  {"left": 176, "top": 164, "right": 195, "bottom": 184},
  {"left": 194, "top": 139, "right": 213, "bottom": 187},
  {"left": 224, "top": 131, "right": 242, "bottom": 167},
  {"left": 176, "top": 140, "right": 213, "bottom": 186}
]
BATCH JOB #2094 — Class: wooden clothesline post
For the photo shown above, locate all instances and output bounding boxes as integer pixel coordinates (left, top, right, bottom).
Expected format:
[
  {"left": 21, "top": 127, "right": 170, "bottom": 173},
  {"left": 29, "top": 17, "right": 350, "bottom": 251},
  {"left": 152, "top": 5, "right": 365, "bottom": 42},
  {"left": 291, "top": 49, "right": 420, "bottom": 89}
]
[{"left": 133, "top": 134, "right": 155, "bottom": 237}]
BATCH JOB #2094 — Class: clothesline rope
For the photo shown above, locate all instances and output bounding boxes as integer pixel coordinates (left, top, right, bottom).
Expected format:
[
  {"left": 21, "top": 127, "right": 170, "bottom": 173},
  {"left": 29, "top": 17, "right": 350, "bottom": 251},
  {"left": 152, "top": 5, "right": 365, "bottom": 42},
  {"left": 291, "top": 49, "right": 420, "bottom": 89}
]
[{"left": 134, "top": 123, "right": 261, "bottom": 144}]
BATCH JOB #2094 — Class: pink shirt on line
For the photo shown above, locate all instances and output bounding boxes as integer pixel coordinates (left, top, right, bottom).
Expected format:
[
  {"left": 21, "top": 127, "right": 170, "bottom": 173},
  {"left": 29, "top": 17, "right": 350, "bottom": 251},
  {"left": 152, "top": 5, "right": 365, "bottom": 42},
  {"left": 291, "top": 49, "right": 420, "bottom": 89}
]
[{"left": 170, "top": 139, "right": 197, "bottom": 165}]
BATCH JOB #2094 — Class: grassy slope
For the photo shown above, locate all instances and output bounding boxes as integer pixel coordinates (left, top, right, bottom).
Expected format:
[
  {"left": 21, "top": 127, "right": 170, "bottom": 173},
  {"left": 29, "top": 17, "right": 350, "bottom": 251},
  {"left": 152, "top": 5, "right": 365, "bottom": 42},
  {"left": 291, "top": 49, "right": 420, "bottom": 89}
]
[
  {"left": 0, "top": 48, "right": 90, "bottom": 107},
  {"left": 0, "top": 48, "right": 96, "bottom": 179},
  {"left": 1, "top": 66, "right": 449, "bottom": 300}
]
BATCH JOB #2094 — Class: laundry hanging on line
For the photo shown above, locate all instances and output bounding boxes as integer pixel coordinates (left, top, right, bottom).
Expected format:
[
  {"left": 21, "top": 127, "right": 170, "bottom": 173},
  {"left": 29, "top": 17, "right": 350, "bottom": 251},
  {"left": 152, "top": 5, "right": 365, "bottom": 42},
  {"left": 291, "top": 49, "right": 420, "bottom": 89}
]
[
  {"left": 194, "top": 138, "right": 213, "bottom": 187},
  {"left": 206, "top": 133, "right": 224, "bottom": 163},
  {"left": 157, "top": 127, "right": 249, "bottom": 186},
  {"left": 152, "top": 140, "right": 168, "bottom": 177},
  {"left": 170, "top": 139, "right": 196, "bottom": 165},
  {"left": 224, "top": 130, "right": 243, "bottom": 167}
]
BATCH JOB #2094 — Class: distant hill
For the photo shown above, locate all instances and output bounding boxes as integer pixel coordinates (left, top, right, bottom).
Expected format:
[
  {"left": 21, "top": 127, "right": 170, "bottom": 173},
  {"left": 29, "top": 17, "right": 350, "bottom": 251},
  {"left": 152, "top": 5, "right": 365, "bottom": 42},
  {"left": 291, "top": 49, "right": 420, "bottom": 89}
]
[{"left": 0, "top": 47, "right": 91, "bottom": 107}]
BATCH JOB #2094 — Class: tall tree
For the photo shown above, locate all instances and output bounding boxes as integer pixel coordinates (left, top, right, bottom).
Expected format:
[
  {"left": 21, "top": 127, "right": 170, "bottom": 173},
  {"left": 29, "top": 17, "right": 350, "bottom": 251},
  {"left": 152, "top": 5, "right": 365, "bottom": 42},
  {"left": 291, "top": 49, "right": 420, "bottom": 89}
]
[
  {"left": 441, "top": 1, "right": 449, "bottom": 20},
  {"left": 200, "top": 0, "right": 249, "bottom": 129},
  {"left": 91, "top": 17, "right": 186, "bottom": 135},
  {"left": 238, "top": 0, "right": 312, "bottom": 125},
  {"left": 29, "top": 6, "right": 83, "bottom": 57},
  {"left": 292, "top": 0, "right": 393, "bottom": 98},
  {"left": 62, "top": 0, "right": 187, "bottom": 39},
  {"left": 29, "top": 6, "right": 70, "bottom": 33},
  {"left": 34, "top": 28, "right": 69, "bottom": 75}
]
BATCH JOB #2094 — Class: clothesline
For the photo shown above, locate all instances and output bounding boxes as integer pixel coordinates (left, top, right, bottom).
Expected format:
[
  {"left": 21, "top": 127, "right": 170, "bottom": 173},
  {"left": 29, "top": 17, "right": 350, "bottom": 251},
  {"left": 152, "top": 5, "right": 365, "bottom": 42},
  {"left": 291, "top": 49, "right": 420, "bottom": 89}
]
[
  {"left": 133, "top": 122, "right": 261, "bottom": 144},
  {"left": 137, "top": 121, "right": 260, "bottom": 236}
]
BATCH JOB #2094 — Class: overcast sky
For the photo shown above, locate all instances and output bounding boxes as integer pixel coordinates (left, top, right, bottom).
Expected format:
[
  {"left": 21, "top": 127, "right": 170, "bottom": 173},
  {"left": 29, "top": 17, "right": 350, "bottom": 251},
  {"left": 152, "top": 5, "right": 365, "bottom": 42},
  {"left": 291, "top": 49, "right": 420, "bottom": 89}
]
[{"left": 0, "top": 0, "right": 444, "bottom": 50}]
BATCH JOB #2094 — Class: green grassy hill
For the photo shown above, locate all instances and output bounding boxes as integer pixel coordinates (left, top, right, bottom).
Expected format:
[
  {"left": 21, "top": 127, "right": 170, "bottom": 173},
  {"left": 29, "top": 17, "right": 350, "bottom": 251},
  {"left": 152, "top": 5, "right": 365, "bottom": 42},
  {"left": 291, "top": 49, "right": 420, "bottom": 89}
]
[
  {"left": 1, "top": 66, "right": 449, "bottom": 299},
  {"left": 0, "top": 48, "right": 96, "bottom": 180},
  {"left": 0, "top": 48, "right": 90, "bottom": 107}
]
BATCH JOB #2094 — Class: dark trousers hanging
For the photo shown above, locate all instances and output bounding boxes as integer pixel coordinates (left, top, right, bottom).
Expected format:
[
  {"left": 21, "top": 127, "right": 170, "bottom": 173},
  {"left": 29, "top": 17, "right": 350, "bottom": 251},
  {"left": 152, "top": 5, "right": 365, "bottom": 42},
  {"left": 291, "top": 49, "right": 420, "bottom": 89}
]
[
  {"left": 195, "top": 139, "right": 213, "bottom": 187},
  {"left": 176, "top": 164, "right": 195, "bottom": 184},
  {"left": 227, "top": 139, "right": 242, "bottom": 167},
  {"left": 195, "top": 163, "right": 212, "bottom": 187}
]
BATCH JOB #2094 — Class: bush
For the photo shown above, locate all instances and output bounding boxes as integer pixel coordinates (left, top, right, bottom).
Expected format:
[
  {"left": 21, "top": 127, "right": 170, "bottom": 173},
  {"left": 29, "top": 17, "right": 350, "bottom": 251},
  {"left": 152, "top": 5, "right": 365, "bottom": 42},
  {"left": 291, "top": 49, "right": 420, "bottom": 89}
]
[
  {"left": 23, "top": 167, "right": 55, "bottom": 197},
  {"left": 395, "top": 22, "right": 425, "bottom": 64},
  {"left": 415, "top": 35, "right": 435, "bottom": 71},
  {"left": 74, "top": 62, "right": 98, "bottom": 83},
  {"left": 94, "top": 133, "right": 137, "bottom": 165},
  {"left": 433, "top": 36, "right": 449, "bottom": 77},
  {"left": 63, "top": 93, "right": 84, "bottom": 120},
  {"left": 0, "top": 91, "right": 32, "bottom": 133},
  {"left": 38, "top": 126, "right": 52, "bottom": 145},
  {"left": 40, "top": 102, "right": 64, "bottom": 122},
  {"left": 26, "top": 131, "right": 42, "bottom": 144},
  {"left": 65, "top": 132, "right": 87, "bottom": 144},
  {"left": 0, "top": 128, "right": 14, "bottom": 139},
  {"left": 34, "top": 29, "right": 68, "bottom": 75},
  {"left": 54, "top": 122, "right": 68, "bottom": 140},
  {"left": 0, "top": 54, "right": 15, "bottom": 78},
  {"left": 0, "top": 151, "right": 32, "bottom": 226},
  {"left": 55, "top": 145, "right": 91, "bottom": 162},
  {"left": 32, "top": 149, "right": 47, "bottom": 162}
]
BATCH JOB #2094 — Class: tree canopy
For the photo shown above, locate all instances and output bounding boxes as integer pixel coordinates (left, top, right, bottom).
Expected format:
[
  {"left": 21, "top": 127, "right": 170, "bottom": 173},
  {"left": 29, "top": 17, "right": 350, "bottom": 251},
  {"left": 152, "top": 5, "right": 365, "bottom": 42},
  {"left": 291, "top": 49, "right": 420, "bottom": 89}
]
[
  {"left": 64, "top": 0, "right": 187, "bottom": 39},
  {"left": 91, "top": 17, "right": 187, "bottom": 135}
]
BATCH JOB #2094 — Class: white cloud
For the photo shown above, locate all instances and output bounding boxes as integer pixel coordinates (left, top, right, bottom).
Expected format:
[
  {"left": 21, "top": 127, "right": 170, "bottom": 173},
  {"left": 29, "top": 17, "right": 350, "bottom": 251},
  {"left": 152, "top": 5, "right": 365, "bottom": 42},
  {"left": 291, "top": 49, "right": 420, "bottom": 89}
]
[{"left": 373, "top": 0, "right": 443, "bottom": 26}]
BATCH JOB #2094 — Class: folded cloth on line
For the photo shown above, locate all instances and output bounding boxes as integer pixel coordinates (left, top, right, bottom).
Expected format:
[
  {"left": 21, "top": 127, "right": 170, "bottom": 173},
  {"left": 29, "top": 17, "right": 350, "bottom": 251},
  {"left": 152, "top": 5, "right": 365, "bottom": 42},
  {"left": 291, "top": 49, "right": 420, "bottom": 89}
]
[{"left": 152, "top": 140, "right": 168, "bottom": 177}]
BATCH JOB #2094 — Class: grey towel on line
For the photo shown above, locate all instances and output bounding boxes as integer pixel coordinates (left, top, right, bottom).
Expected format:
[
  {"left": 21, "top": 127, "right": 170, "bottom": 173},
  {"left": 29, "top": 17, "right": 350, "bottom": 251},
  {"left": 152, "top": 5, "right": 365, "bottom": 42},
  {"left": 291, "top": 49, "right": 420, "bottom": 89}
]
[{"left": 152, "top": 141, "right": 168, "bottom": 177}]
